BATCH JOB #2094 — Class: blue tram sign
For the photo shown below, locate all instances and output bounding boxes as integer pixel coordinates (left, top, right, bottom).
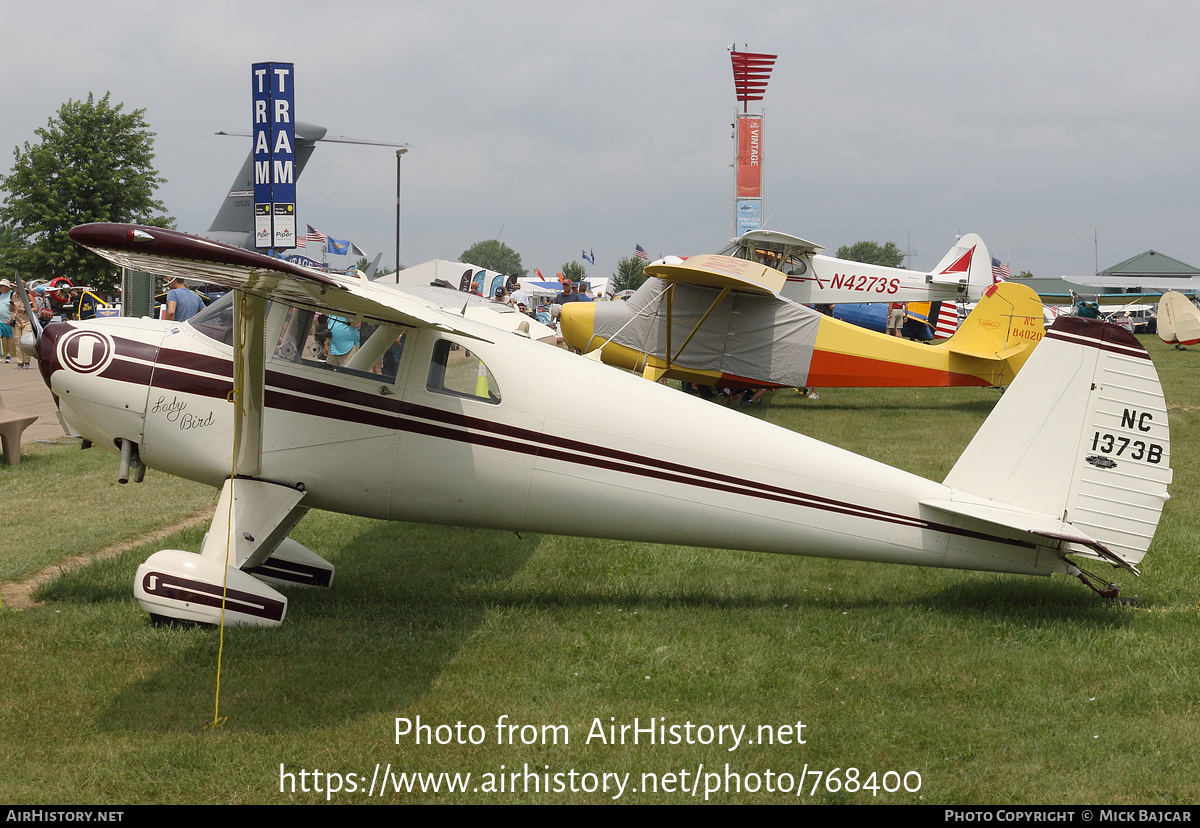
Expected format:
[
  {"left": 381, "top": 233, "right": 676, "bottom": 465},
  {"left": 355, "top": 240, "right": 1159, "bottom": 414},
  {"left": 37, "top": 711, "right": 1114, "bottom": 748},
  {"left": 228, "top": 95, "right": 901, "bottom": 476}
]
[{"left": 252, "top": 62, "right": 296, "bottom": 249}]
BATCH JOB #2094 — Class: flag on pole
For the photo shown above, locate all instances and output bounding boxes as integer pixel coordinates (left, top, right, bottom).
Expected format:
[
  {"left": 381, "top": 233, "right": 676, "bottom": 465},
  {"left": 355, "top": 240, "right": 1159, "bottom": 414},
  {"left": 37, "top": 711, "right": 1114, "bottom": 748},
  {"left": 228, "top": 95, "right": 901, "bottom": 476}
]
[
  {"left": 327, "top": 237, "right": 350, "bottom": 256},
  {"left": 305, "top": 225, "right": 327, "bottom": 248},
  {"left": 991, "top": 257, "right": 1011, "bottom": 282},
  {"left": 582, "top": 249, "right": 594, "bottom": 264},
  {"left": 635, "top": 244, "right": 648, "bottom": 261},
  {"left": 350, "top": 242, "right": 365, "bottom": 258},
  {"left": 935, "top": 301, "right": 960, "bottom": 338}
]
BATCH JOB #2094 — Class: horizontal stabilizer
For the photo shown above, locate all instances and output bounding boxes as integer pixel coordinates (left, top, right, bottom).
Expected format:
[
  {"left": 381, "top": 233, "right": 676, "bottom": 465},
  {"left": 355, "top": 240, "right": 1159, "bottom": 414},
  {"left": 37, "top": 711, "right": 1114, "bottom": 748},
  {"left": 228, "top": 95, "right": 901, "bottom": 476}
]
[{"left": 920, "top": 497, "right": 1135, "bottom": 574}]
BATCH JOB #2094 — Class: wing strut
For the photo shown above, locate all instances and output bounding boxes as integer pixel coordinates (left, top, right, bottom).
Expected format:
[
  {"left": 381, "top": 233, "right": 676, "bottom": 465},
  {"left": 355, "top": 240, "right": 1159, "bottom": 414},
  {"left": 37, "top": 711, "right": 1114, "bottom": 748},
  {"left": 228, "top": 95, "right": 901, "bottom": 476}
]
[
  {"left": 133, "top": 288, "right": 323, "bottom": 628},
  {"left": 232, "top": 290, "right": 267, "bottom": 476},
  {"left": 644, "top": 283, "right": 732, "bottom": 382},
  {"left": 669, "top": 286, "right": 731, "bottom": 366}
]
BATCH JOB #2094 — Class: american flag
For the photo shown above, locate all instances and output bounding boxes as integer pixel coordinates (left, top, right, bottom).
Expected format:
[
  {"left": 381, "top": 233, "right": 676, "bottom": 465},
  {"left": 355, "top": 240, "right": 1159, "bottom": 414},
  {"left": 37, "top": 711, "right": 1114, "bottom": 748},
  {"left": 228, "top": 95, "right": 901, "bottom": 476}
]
[
  {"left": 935, "top": 301, "right": 961, "bottom": 338},
  {"left": 306, "top": 225, "right": 328, "bottom": 248},
  {"left": 635, "top": 244, "right": 648, "bottom": 261},
  {"left": 991, "top": 257, "right": 1011, "bottom": 282}
]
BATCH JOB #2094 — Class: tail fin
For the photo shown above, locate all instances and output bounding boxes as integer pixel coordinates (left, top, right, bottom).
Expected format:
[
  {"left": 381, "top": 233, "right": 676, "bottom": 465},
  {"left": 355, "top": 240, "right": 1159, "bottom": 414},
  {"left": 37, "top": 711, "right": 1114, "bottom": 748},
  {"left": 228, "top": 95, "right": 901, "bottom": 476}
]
[
  {"left": 943, "top": 317, "right": 1172, "bottom": 571},
  {"left": 944, "top": 282, "right": 1045, "bottom": 385},
  {"left": 206, "top": 123, "right": 408, "bottom": 249},
  {"left": 1157, "top": 290, "right": 1200, "bottom": 347},
  {"left": 929, "top": 233, "right": 994, "bottom": 300}
]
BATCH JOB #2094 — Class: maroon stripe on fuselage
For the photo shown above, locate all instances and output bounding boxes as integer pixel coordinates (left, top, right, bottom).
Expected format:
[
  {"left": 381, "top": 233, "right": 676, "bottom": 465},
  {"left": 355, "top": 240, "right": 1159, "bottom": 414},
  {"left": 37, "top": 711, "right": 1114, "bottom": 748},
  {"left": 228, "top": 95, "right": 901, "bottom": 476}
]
[
  {"left": 1044, "top": 316, "right": 1151, "bottom": 359},
  {"left": 98, "top": 359, "right": 155, "bottom": 387}
]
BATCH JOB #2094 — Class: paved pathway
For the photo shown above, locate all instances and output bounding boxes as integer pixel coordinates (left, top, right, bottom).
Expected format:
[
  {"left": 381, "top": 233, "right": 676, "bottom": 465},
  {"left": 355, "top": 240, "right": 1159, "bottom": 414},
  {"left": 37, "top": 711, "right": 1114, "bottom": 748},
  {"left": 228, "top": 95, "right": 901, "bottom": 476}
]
[{"left": 0, "top": 356, "right": 72, "bottom": 445}]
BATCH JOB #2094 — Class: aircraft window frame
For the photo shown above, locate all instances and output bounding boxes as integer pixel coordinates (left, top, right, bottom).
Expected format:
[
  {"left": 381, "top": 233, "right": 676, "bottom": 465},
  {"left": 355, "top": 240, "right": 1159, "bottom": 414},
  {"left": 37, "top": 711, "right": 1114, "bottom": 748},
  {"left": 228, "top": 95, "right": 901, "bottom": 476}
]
[
  {"left": 426, "top": 339, "right": 501, "bottom": 405},
  {"left": 271, "top": 304, "right": 410, "bottom": 385}
]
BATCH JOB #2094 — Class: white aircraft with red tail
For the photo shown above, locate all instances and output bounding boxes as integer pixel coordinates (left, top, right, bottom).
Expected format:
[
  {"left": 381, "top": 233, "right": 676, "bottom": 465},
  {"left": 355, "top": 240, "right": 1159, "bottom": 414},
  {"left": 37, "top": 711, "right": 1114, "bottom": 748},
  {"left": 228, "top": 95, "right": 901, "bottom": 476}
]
[
  {"left": 22, "top": 223, "right": 1173, "bottom": 626},
  {"left": 716, "top": 229, "right": 995, "bottom": 304}
]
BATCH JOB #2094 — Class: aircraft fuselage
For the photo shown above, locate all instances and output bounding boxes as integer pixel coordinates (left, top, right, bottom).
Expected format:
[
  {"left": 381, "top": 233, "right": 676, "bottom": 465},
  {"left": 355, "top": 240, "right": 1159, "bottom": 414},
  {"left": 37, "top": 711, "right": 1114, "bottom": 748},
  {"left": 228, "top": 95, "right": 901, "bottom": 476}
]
[{"left": 37, "top": 301, "right": 1069, "bottom": 580}]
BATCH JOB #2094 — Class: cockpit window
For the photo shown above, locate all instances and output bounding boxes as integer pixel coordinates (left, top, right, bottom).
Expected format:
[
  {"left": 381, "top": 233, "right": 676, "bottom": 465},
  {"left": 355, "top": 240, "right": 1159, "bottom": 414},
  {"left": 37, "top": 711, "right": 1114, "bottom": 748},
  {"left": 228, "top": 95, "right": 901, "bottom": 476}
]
[
  {"left": 715, "top": 240, "right": 808, "bottom": 275},
  {"left": 427, "top": 339, "right": 500, "bottom": 404},
  {"left": 189, "top": 291, "right": 236, "bottom": 344}
]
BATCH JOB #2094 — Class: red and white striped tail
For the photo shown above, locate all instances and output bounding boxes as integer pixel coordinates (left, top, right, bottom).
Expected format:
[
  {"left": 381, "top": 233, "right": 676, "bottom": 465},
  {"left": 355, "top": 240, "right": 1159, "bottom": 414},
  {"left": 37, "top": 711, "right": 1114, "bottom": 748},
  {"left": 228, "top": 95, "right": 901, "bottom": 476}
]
[{"left": 935, "top": 302, "right": 960, "bottom": 338}]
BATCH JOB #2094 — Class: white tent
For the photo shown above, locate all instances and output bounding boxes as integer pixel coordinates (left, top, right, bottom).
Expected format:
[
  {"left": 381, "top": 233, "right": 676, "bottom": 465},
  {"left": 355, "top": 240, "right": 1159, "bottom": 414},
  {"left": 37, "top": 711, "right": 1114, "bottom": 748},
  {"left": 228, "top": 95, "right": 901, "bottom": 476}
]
[{"left": 373, "top": 259, "right": 490, "bottom": 291}]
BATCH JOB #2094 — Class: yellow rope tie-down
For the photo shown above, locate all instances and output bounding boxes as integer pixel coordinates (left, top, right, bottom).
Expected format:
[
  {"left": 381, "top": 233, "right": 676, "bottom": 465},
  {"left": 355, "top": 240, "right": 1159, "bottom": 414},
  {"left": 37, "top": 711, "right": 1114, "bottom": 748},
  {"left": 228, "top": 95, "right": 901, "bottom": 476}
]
[{"left": 208, "top": 290, "right": 250, "bottom": 730}]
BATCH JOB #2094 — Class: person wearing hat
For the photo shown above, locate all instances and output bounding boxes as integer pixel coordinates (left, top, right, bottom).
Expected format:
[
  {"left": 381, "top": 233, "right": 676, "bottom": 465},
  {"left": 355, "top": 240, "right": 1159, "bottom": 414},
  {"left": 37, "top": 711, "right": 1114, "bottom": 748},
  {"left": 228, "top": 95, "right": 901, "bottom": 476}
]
[
  {"left": 0, "top": 279, "right": 13, "bottom": 364},
  {"left": 508, "top": 278, "right": 529, "bottom": 309},
  {"left": 164, "top": 277, "right": 204, "bottom": 323},
  {"left": 553, "top": 279, "right": 585, "bottom": 305}
]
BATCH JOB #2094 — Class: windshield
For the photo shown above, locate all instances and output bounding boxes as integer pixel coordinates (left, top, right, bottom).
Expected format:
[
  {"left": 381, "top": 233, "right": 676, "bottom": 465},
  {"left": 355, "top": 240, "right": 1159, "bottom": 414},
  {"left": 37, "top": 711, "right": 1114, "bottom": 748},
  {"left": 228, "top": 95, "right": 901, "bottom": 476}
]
[{"left": 189, "top": 291, "right": 235, "bottom": 344}]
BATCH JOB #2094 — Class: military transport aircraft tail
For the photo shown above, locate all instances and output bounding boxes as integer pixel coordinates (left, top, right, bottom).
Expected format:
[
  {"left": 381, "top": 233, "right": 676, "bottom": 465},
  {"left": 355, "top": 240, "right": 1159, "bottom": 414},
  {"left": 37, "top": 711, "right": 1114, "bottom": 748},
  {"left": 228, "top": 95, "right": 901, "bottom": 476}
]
[
  {"left": 935, "top": 317, "right": 1172, "bottom": 575},
  {"left": 206, "top": 121, "right": 409, "bottom": 250}
]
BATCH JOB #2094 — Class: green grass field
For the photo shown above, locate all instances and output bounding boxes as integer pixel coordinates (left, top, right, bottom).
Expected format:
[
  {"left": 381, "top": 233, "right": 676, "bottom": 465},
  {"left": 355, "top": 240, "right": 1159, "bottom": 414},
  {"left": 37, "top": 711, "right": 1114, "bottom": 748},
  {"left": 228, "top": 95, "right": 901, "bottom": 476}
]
[{"left": 1, "top": 337, "right": 1197, "bottom": 804}]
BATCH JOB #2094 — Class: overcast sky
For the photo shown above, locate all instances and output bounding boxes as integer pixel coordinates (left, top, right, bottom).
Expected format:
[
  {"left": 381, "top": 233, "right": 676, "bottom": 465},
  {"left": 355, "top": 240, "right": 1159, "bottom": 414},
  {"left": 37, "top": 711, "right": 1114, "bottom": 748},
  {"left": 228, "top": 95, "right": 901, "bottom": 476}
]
[{"left": 3, "top": 1, "right": 1198, "bottom": 280}]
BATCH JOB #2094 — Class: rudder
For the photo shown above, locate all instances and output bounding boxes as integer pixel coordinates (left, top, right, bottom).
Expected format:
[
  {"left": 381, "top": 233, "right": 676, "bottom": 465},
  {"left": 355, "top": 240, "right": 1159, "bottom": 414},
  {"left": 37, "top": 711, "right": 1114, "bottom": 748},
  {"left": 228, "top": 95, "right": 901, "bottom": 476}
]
[{"left": 945, "top": 282, "right": 1046, "bottom": 385}]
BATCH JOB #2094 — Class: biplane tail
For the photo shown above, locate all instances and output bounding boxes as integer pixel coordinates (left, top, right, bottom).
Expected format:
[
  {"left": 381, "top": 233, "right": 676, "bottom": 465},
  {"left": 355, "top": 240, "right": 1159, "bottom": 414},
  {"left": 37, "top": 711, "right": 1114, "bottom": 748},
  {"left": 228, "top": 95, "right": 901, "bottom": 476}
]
[
  {"left": 936, "top": 317, "right": 1172, "bottom": 574},
  {"left": 942, "top": 281, "right": 1046, "bottom": 386}
]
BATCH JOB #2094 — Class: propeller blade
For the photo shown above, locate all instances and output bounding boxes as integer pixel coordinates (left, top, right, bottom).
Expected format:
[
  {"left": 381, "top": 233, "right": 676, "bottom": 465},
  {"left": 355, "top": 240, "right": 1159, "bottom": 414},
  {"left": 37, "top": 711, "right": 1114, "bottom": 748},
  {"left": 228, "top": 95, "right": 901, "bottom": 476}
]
[{"left": 14, "top": 272, "right": 43, "bottom": 355}]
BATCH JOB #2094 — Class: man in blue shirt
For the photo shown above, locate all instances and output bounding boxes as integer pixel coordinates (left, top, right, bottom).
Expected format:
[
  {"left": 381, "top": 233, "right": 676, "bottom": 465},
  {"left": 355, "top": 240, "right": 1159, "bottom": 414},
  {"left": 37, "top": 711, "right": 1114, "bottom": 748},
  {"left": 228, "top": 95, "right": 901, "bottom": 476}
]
[
  {"left": 553, "top": 279, "right": 588, "bottom": 305},
  {"left": 0, "top": 280, "right": 12, "bottom": 363},
  {"left": 164, "top": 278, "right": 204, "bottom": 322}
]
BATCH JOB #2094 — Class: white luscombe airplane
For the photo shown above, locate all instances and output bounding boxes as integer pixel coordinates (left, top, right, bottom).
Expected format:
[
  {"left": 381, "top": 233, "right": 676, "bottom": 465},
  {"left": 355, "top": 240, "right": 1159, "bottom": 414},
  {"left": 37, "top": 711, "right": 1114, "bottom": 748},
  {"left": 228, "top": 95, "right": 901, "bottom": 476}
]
[{"left": 23, "top": 223, "right": 1173, "bottom": 626}]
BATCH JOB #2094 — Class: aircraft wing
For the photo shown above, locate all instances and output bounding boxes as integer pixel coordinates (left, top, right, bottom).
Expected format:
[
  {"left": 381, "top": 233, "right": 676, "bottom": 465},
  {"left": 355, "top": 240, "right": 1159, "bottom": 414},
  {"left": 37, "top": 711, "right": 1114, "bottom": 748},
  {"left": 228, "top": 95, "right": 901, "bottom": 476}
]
[
  {"left": 1064, "top": 276, "right": 1200, "bottom": 292},
  {"left": 726, "top": 229, "right": 826, "bottom": 255},
  {"left": 69, "top": 223, "right": 489, "bottom": 339},
  {"left": 644, "top": 253, "right": 787, "bottom": 296}
]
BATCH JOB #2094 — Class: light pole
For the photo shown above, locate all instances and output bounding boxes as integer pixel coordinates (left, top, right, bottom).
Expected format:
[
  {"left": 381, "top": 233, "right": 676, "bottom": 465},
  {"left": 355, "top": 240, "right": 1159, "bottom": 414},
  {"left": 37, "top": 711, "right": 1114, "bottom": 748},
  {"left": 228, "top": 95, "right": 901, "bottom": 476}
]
[{"left": 395, "top": 147, "right": 408, "bottom": 274}]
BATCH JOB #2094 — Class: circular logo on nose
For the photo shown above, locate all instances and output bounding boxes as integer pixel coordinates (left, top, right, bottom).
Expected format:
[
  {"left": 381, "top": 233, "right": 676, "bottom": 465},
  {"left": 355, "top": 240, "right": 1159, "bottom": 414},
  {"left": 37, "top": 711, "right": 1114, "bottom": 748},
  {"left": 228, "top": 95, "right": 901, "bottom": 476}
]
[{"left": 57, "top": 329, "right": 115, "bottom": 375}]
